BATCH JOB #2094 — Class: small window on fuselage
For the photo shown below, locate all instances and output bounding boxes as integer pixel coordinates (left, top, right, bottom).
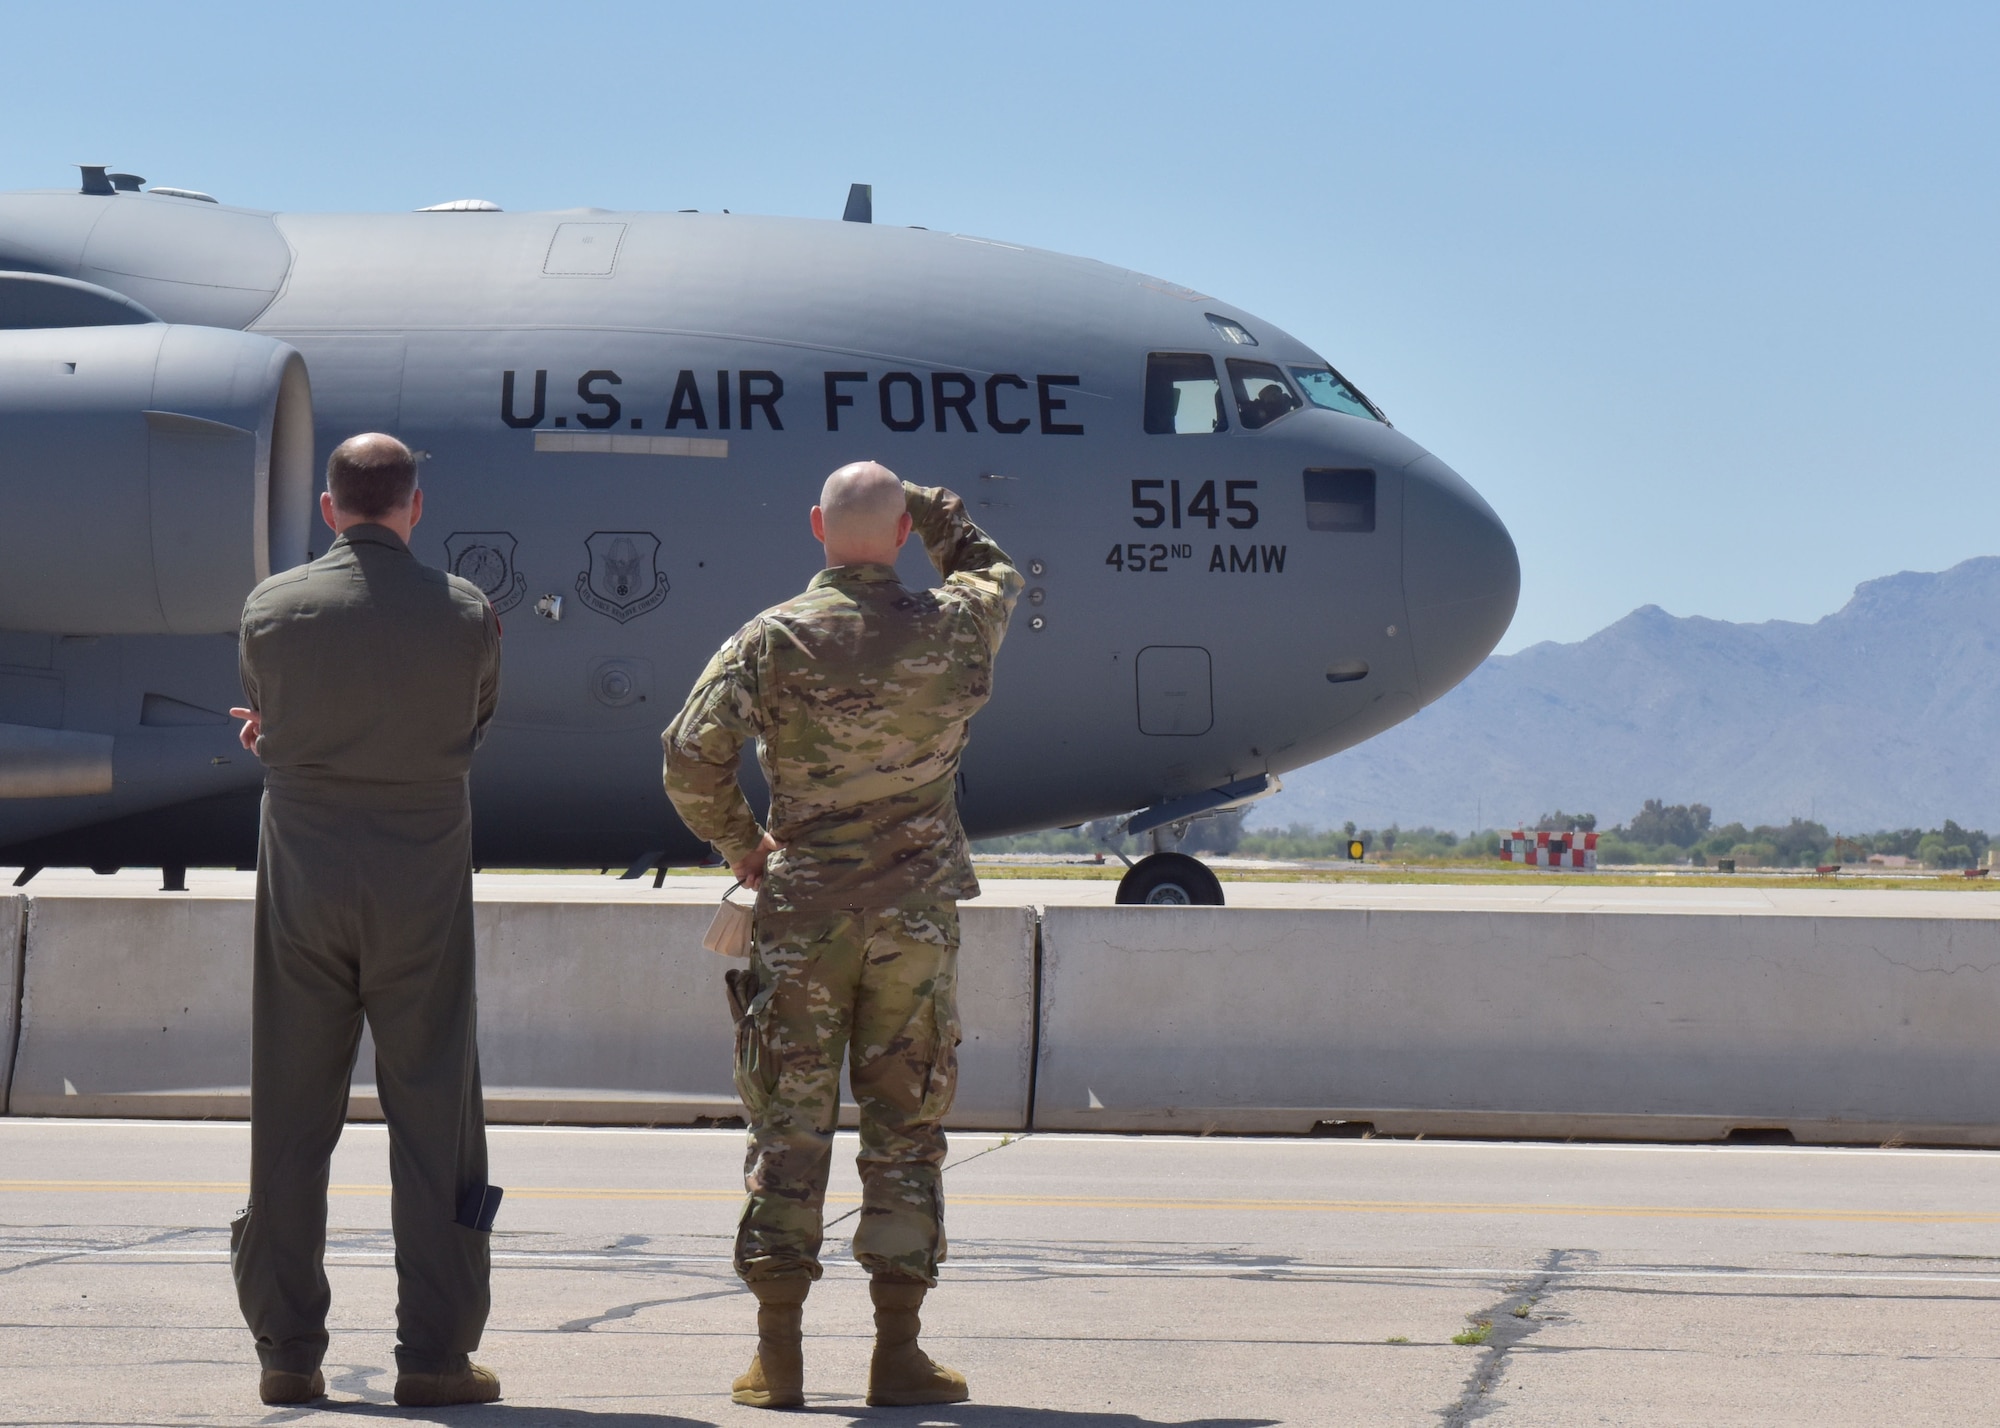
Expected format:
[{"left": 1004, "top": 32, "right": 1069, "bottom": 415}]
[
  {"left": 1228, "top": 359, "right": 1303, "bottom": 430},
  {"left": 1144, "top": 353, "right": 1227, "bottom": 434},
  {"left": 1303, "top": 468, "right": 1376, "bottom": 532}
]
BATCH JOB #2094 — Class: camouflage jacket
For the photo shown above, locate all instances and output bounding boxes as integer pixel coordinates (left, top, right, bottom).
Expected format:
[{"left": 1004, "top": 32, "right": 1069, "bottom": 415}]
[{"left": 663, "top": 483, "right": 1022, "bottom": 911}]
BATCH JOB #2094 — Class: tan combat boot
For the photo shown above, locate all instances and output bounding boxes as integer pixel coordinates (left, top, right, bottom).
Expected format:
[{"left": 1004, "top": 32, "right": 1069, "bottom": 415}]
[
  {"left": 732, "top": 1277, "right": 810, "bottom": 1408},
  {"left": 866, "top": 1279, "right": 969, "bottom": 1407},
  {"left": 258, "top": 1368, "right": 324, "bottom": 1405},
  {"left": 393, "top": 1362, "right": 501, "bottom": 1406}
]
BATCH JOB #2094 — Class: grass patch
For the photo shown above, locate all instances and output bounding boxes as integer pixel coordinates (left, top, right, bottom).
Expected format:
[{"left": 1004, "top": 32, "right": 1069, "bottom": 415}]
[
  {"left": 1451, "top": 1321, "right": 1494, "bottom": 1346},
  {"left": 966, "top": 861, "right": 1996, "bottom": 891},
  {"left": 1385, "top": 1335, "right": 1410, "bottom": 1344},
  {"left": 477, "top": 863, "right": 1995, "bottom": 894}
]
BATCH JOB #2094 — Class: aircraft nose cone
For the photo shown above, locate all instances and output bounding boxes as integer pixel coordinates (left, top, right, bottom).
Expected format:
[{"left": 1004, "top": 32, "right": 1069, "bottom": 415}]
[{"left": 1401, "top": 454, "right": 1520, "bottom": 705}]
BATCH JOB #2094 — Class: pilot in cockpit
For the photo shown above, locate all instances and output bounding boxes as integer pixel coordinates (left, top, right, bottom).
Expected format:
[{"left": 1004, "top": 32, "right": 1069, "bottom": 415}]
[{"left": 1242, "top": 377, "right": 1298, "bottom": 428}]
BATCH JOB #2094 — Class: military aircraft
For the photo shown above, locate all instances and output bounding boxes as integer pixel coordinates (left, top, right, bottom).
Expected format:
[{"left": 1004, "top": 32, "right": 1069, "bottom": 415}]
[{"left": 0, "top": 169, "right": 1518, "bottom": 903}]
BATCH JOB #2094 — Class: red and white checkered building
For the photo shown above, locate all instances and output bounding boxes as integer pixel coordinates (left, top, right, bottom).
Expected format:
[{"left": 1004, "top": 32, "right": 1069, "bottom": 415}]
[{"left": 1502, "top": 830, "right": 1598, "bottom": 869}]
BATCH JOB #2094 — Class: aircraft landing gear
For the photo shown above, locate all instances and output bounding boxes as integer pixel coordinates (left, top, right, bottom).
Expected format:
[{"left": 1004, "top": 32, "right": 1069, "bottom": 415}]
[
  {"left": 1106, "top": 773, "right": 1277, "bottom": 908},
  {"left": 1115, "top": 851, "right": 1225, "bottom": 906}
]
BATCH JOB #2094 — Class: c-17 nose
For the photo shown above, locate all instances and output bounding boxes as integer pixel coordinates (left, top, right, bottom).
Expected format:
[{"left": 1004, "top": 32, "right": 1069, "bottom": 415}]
[{"left": 1400, "top": 454, "right": 1520, "bottom": 706}]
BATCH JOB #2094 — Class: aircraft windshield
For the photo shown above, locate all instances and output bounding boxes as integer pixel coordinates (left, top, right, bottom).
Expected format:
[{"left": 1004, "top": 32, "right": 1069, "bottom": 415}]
[
  {"left": 1288, "top": 364, "right": 1385, "bottom": 422},
  {"left": 1227, "top": 360, "right": 1303, "bottom": 431},
  {"left": 1144, "top": 353, "right": 1227, "bottom": 434}
]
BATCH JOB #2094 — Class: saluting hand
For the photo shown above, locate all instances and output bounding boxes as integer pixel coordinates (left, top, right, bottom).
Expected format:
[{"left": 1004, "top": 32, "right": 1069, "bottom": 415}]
[
  {"left": 229, "top": 708, "right": 262, "bottom": 752},
  {"left": 734, "top": 831, "right": 781, "bottom": 890}
]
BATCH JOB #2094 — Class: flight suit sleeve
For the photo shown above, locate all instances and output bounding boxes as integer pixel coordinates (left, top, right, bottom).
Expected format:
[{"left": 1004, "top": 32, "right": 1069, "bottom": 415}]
[
  {"left": 663, "top": 622, "right": 768, "bottom": 867},
  {"left": 237, "top": 604, "right": 268, "bottom": 764},
  {"left": 472, "top": 603, "right": 502, "bottom": 750},
  {"left": 904, "top": 481, "right": 1024, "bottom": 656}
]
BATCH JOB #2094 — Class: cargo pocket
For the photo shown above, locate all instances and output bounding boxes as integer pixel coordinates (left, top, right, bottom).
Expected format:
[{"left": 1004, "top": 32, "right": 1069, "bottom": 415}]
[
  {"left": 734, "top": 992, "right": 781, "bottom": 1120},
  {"left": 916, "top": 991, "right": 962, "bottom": 1124},
  {"left": 449, "top": 1221, "right": 495, "bottom": 1335},
  {"left": 229, "top": 1206, "right": 251, "bottom": 1257},
  {"left": 452, "top": 1220, "right": 493, "bottom": 1265}
]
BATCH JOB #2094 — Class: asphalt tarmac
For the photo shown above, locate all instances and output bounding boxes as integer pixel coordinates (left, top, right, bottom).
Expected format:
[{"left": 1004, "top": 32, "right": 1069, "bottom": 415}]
[
  {"left": 12, "top": 865, "right": 2000, "bottom": 916},
  {"left": 3, "top": 1120, "right": 1998, "bottom": 1425}
]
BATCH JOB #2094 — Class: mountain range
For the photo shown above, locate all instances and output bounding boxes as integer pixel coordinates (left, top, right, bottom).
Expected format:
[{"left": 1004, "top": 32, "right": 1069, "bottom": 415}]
[{"left": 1251, "top": 557, "right": 2000, "bottom": 835}]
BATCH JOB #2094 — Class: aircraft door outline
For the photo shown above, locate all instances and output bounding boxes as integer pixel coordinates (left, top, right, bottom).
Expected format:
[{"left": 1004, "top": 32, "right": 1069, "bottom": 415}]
[{"left": 1135, "top": 645, "right": 1213, "bottom": 737}]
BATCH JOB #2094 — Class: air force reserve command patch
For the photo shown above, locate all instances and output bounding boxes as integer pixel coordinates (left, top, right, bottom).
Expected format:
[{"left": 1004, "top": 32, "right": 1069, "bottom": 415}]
[
  {"left": 443, "top": 531, "right": 528, "bottom": 615},
  {"left": 576, "top": 530, "right": 669, "bottom": 623}
]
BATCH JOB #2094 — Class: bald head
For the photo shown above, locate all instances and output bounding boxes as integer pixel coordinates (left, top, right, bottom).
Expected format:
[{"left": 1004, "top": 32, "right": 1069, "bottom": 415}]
[
  {"left": 320, "top": 432, "right": 424, "bottom": 542},
  {"left": 326, "top": 433, "right": 418, "bottom": 520},
  {"left": 812, "top": 461, "right": 912, "bottom": 566}
]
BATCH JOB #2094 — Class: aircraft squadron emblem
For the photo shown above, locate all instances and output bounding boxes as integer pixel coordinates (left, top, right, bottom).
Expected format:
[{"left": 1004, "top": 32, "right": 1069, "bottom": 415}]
[
  {"left": 443, "top": 531, "right": 528, "bottom": 615},
  {"left": 576, "top": 530, "right": 669, "bottom": 623}
]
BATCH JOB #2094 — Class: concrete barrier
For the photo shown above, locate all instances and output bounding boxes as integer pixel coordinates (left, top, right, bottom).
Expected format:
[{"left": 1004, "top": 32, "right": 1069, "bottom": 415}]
[
  {"left": 26, "top": 896, "right": 2000, "bottom": 1145},
  {"left": 0, "top": 894, "right": 21, "bottom": 1111},
  {"left": 9, "top": 897, "right": 1036, "bottom": 1130},
  {"left": 1035, "top": 906, "right": 2000, "bottom": 1144},
  {"left": 12, "top": 897, "right": 251, "bottom": 1119}
]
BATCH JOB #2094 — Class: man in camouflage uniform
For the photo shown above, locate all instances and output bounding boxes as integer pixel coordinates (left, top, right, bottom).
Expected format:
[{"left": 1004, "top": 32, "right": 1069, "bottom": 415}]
[{"left": 664, "top": 461, "right": 1020, "bottom": 1409}]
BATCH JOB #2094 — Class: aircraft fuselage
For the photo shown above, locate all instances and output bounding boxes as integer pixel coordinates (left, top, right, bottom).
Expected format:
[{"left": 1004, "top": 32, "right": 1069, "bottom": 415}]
[{"left": 0, "top": 190, "right": 1518, "bottom": 869}]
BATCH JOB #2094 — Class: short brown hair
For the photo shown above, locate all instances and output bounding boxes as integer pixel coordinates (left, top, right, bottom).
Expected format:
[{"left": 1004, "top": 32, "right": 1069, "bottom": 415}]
[{"left": 326, "top": 433, "right": 417, "bottom": 519}]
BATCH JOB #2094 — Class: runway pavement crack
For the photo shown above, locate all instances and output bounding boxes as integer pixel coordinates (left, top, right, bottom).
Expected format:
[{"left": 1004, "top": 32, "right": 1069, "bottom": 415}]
[
  {"left": 1438, "top": 1247, "right": 1572, "bottom": 1426},
  {"left": 0, "top": 1223, "right": 208, "bottom": 1278},
  {"left": 558, "top": 1285, "right": 742, "bottom": 1333}
]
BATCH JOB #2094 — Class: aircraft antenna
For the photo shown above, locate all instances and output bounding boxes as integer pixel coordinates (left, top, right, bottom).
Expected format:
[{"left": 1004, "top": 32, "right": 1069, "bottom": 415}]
[{"left": 842, "top": 183, "right": 872, "bottom": 223}]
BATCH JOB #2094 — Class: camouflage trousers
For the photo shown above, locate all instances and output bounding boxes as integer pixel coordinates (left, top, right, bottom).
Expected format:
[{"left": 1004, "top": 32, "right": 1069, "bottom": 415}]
[{"left": 732, "top": 901, "right": 960, "bottom": 1286}]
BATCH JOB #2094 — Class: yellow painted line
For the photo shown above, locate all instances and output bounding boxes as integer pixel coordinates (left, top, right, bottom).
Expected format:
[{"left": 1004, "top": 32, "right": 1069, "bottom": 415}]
[
  {"left": 0, "top": 1181, "right": 255, "bottom": 1195},
  {"left": 0, "top": 1180, "right": 1995, "bottom": 1225},
  {"left": 943, "top": 1194, "right": 2000, "bottom": 1225}
]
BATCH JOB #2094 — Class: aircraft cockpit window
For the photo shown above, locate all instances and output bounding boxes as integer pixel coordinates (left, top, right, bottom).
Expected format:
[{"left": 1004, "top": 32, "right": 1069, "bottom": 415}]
[
  {"left": 1207, "top": 314, "right": 1257, "bottom": 345},
  {"left": 1288, "top": 365, "right": 1386, "bottom": 423},
  {"left": 1143, "top": 353, "right": 1227, "bottom": 435},
  {"left": 1227, "top": 360, "right": 1303, "bottom": 430}
]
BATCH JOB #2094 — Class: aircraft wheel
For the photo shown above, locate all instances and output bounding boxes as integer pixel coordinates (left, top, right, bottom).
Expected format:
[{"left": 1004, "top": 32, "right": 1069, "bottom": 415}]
[{"left": 1115, "top": 852, "right": 1226, "bottom": 906}]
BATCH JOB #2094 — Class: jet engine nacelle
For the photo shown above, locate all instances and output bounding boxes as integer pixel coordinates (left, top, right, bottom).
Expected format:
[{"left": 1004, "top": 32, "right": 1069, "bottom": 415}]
[{"left": 0, "top": 323, "right": 313, "bottom": 635}]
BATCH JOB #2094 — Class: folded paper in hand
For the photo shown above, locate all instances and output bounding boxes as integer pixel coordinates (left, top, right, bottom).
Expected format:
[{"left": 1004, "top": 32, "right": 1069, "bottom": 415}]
[{"left": 703, "top": 882, "right": 754, "bottom": 958}]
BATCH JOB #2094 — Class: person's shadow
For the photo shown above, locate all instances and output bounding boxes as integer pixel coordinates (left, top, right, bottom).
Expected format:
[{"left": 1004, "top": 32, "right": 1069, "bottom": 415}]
[
  {"left": 808, "top": 1412, "right": 1279, "bottom": 1427},
  {"left": 284, "top": 1401, "right": 1277, "bottom": 1427},
  {"left": 283, "top": 1406, "right": 708, "bottom": 1427}
]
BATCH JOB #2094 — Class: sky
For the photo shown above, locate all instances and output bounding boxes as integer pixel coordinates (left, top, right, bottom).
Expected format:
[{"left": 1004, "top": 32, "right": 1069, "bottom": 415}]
[{"left": 3, "top": 2, "right": 1994, "bottom": 652}]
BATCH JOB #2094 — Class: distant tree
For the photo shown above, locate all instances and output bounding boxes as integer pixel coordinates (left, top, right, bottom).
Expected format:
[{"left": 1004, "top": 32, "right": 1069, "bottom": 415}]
[
  {"left": 1594, "top": 835, "right": 1641, "bottom": 865},
  {"left": 1181, "top": 808, "right": 1246, "bottom": 855},
  {"left": 1625, "top": 800, "right": 1713, "bottom": 849},
  {"left": 1749, "top": 818, "right": 1830, "bottom": 867},
  {"left": 1702, "top": 823, "right": 1751, "bottom": 858},
  {"left": 1913, "top": 832, "right": 1978, "bottom": 869},
  {"left": 1534, "top": 810, "right": 1597, "bottom": 832},
  {"left": 1865, "top": 828, "right": 1925, "bottom": 858},
  {"left": 1942, "top": 820, "right": 1989, "bottom": 864},
  {"left": 1730, "top": 841, "right": 1779, "bottom": 868}
]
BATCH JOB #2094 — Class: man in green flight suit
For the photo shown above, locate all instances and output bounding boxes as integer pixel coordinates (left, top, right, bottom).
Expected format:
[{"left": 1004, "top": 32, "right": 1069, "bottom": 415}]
[
  {"left": 230, "top": 433, "right": 503, "bottom": 1409},
  {"left": 664, "top": 460, "right": 1022, "bottom": 1409}
]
